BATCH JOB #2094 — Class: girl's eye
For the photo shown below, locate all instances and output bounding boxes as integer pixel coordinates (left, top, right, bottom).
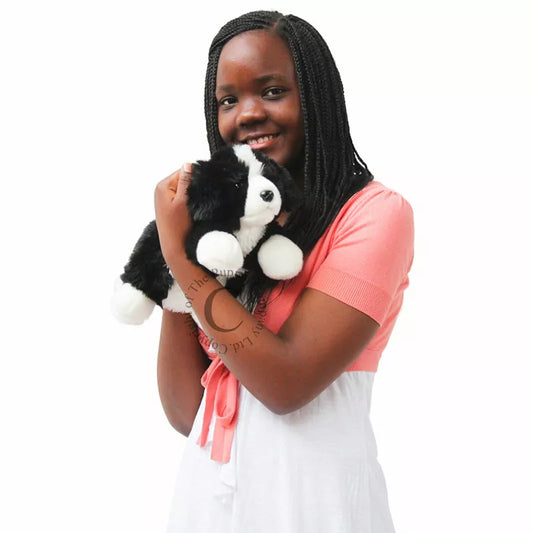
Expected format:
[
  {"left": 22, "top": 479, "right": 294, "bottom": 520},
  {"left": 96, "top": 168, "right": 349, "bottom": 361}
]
[
  {"left": 219, "top": 96, "right": 237, "bottom": 107},
  {"left": 264, "top": 87, "right": 286, "bottom": 98}
]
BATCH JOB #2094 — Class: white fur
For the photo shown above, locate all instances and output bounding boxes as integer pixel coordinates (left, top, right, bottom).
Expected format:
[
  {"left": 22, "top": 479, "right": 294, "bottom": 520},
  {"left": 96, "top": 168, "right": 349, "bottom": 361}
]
[
  {"left": 257, "top": 234, "right": 304, "bottom": 280},
  {"left": 111, "top": 279, "right": 156, "bottom": 325},
  {"left": 162, "top": 280, "right": 189, "bottom": 313},
  {"left": 233, "top": 225, "right": 267, "bottom": 256},
  {"left": 196, "top": 230, "right": 244, "bottom": 275},
  {"left": 233, "top": 144, "right": 263, "bottom": 176},
  {"left": 234, "top": 145, "right": 282, "bottom": 226},
  {"left": 242, "top": 172, "right": 282, "bottom": 226}
]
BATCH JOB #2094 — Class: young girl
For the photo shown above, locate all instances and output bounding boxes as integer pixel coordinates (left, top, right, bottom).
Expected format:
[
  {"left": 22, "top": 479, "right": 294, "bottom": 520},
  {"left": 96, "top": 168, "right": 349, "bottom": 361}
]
[{"left": 156, "top": 11, "right": 414, "bottom": 533}]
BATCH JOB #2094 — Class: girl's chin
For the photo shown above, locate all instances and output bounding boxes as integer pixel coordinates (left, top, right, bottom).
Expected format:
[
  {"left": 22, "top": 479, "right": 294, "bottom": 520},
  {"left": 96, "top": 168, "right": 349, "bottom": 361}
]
[
  {"left": 256, "top": 145, "right": 290, "bottom": 167},
  {"left": 274, "top": 148, "right": 305, "bottom": 175}
]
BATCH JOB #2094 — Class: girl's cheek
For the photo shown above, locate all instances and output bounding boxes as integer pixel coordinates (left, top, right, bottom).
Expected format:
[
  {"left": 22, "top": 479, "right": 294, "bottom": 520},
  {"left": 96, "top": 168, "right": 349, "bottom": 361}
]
[{"left": 217, "top": 114, "right": 231, "bottom": 143}]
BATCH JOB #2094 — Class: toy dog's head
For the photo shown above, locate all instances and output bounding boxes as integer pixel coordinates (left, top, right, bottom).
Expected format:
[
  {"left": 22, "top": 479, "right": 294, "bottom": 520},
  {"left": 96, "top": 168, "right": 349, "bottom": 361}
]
[{"left": 187, "top": 144, "right": 301, "bottom": 229}]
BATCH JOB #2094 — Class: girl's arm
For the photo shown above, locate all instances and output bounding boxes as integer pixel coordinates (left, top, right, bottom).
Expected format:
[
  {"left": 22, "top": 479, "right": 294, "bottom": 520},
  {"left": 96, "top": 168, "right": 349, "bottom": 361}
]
[
  {"left": 157, "top": 309, "right": 210, "bottom": 435},
  {"left": 155, "top": 166, "right": 379, "bottom": 416},
  {"left": 168, "top": 256, "right": 378, "bottom": 415}
]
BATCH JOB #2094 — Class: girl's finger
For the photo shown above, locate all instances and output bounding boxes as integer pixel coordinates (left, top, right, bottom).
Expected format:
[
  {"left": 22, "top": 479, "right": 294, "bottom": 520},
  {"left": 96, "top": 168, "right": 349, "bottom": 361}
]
[
  {"left": 176, "top": 162, "right": 193, "bottom": 198},
  {"left": 155, "top": 170, "right": 179, "bottom": 205},
  {"left": 166, "top": 169, "right": 180, "bottom": 194}
]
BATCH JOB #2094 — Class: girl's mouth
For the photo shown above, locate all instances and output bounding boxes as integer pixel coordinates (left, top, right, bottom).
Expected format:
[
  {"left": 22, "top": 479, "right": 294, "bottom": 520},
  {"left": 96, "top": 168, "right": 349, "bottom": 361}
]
[{"left": 243, "top": 133, "right": 280, "bottom": 150}]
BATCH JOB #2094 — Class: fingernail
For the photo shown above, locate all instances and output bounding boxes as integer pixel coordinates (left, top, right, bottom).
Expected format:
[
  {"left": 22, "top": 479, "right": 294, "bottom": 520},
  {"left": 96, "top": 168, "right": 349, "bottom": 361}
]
[{"left": 183, "top": 162, "right": 193, "bottom": 173}]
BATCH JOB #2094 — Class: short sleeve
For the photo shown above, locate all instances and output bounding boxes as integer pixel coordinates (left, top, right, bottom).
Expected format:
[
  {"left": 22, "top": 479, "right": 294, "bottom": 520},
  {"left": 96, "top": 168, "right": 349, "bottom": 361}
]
[{"left": 307, "top": 188, "right": 414, "bottom": 326}]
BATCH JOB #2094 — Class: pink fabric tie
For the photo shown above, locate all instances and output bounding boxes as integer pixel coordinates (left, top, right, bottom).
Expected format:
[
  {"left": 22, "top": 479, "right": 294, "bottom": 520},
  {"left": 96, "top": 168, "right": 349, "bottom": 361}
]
[{"left": 196, "top": 355, "right": 239, "bottom": 463}]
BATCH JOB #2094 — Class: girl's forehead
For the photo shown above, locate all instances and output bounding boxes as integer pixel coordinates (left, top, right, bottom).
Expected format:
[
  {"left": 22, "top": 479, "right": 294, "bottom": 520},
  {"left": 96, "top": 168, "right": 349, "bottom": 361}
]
[{"left": 216, "top": 30, "right": 295, "bottom": 83}]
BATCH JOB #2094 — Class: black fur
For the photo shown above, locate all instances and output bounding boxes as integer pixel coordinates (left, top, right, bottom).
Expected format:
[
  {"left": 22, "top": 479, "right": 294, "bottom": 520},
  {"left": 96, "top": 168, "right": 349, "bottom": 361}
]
[
  {"left": 118, "top": 145, "right": 302, "bottom": 310},
  {"left": 120, "top": 220, "right": 172, "bottom": 307}
]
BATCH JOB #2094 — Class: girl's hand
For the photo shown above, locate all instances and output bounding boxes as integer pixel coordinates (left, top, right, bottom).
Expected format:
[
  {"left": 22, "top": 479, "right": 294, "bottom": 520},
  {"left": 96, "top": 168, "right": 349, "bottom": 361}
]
[{"left": 154, "top": 163, "right": 193, "bottom": 268}]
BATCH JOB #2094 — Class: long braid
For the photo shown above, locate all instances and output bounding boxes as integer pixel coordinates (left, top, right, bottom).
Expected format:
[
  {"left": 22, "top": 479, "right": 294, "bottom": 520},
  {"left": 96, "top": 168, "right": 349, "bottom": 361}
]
[{"left": 203, "top": 11, "right": 373, "bottom": 310}]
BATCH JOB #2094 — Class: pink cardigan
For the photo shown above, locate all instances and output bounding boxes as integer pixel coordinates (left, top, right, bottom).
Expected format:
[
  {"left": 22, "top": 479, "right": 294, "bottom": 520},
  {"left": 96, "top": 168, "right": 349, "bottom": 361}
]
[{"left": 196, "top": 181, "right": 415, "bottom": 462}]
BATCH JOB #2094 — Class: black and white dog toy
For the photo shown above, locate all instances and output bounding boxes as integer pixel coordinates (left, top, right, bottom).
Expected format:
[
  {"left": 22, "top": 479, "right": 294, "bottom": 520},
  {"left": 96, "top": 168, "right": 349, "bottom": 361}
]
[{"left": 112, "top": 144, "right": 304, "bottom": 325}]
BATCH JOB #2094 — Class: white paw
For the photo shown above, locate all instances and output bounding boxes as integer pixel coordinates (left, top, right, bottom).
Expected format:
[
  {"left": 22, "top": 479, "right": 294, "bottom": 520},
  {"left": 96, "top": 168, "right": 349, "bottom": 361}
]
[
  {"left": 196, "top": 231, "right": 244, "bottom": 277},
  {"left": 257, "top": 235, "right": 304, "bottom": 280},
  {"left": 162, "top": 280, "right": 190, "bottom": 313},
  {"left": 111, "top": 279, "right": 156, "bottom": 325}
]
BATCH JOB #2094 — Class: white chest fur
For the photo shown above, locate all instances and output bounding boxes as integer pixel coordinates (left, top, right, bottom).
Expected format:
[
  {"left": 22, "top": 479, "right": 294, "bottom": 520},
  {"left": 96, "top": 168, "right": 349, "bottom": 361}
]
[{"left": 233, "top": 225, "right": 266, "bottom": 256}]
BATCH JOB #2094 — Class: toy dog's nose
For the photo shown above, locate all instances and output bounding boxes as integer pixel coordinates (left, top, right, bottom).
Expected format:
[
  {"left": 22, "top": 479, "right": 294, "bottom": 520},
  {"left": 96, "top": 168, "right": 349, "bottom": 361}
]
[{"left": 260, "top": 190, "right": 274, "bottom": 202}]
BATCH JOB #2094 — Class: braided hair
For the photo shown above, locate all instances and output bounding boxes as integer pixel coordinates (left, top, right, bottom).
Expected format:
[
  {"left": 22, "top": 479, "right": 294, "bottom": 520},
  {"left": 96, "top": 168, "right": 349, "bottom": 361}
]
[{"left": 204, "top": 11, "right": 374, "bottom": 310}]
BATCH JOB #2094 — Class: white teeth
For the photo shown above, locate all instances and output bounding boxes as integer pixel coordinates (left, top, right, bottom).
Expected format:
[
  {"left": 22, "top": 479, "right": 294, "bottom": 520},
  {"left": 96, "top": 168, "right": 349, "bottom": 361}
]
[{"left": 247, "top": 134, "right": 275, "bottom": 145}]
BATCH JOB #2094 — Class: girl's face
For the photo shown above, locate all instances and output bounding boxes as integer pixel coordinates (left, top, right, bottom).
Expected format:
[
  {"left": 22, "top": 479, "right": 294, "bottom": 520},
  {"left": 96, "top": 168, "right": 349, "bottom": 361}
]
[{"left": 215, "top": 30, "right": 305, "bottom": 175}]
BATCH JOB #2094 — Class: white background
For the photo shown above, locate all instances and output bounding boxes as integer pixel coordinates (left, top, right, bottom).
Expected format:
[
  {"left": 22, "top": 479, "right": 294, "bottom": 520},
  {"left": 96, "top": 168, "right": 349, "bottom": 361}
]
[{"left": 1, "top": 1, "right": 532, "bottom": 531}]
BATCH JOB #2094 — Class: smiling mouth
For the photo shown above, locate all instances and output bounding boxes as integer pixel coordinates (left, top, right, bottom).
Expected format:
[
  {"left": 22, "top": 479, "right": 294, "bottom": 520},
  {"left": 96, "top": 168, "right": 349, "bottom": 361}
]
[{"left": 243, "top": 133, "right": 279, "bottom": 146}]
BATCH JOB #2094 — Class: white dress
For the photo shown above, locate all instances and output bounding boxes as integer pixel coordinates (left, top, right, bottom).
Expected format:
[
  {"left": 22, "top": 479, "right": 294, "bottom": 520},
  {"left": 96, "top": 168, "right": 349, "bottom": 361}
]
[{"left": 166, "top": 371, "right": 395, "bottom": 533}]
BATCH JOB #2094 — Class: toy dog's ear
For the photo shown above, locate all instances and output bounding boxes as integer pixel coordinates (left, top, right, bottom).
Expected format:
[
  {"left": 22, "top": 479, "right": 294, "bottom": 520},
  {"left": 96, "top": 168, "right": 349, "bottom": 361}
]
[
  {"left": 278, "top": 166, "right": 303, "bottom": 212},
  {"left": 261, "top": 158, "right": 303, "bottom": 213},
  {"left": 186, "top": 162, "right": 223, "bottom": 222}
]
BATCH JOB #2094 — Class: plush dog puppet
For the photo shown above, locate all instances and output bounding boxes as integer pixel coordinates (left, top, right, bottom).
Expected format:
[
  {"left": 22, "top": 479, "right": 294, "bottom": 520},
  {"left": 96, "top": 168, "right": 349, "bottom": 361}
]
[{"left": 112, "top": 144, "right": 304, "bottom": 325}]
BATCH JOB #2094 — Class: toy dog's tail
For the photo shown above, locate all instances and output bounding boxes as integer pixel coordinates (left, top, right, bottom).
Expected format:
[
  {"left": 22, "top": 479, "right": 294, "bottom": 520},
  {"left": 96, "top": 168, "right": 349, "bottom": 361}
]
[{"left": 111, "top": 220, "right": 173, "bottom": 325}]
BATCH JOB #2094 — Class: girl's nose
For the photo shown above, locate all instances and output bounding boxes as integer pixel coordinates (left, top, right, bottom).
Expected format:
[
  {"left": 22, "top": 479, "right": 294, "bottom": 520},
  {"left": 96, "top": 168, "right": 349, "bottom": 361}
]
[{"left": 237, "top": 97, "right": 267, "bottom": 126}]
